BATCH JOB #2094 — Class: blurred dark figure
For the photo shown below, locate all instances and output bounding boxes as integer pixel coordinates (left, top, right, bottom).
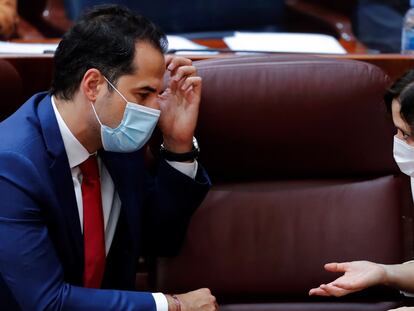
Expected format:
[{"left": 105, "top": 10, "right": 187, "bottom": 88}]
[
  {"left": 63, "top": 0, "right": 286, "bottom": 38},
  {"left": 353, "top": 0, "right": 409, "bottom": 53}
]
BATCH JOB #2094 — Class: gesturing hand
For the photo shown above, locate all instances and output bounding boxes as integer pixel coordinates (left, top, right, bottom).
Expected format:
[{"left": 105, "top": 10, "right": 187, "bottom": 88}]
[
  {"left": 157, "top": 55, "right": 202, "bottom": 153},
  {"left": 309, "top": 261, "right": 387, "bottom": 297}
]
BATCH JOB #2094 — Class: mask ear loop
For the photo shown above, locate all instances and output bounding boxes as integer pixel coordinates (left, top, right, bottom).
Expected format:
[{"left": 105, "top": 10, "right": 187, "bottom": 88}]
[
  {"left": 103, "top": 76, "right": 129, "bottom": 104},
  {"left": 91, "top": 76, "right": 127, "bottom": 127},
  {"left": 90, "top": 101, "right": 103, "bottom": 126}
]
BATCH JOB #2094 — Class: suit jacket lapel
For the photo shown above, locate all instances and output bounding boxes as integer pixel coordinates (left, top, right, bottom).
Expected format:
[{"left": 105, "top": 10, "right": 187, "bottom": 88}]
[{"left": 37, "top": 94, "right": 84, "bottom": 278}]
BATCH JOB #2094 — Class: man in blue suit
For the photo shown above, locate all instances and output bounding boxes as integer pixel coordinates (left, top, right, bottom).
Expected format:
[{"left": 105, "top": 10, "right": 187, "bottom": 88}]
[{"left": 0, "top": 4, "right": 216, "bottom": 311}]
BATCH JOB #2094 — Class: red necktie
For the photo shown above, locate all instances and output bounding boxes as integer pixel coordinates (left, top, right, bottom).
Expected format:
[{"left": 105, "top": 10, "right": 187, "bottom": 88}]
[{"left": 79, "top": 155, "right": 106, "bottom": 288}]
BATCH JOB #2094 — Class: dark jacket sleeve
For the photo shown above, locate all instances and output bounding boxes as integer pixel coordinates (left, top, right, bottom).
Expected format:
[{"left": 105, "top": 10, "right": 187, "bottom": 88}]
[{"left": 142, "top": 159, "right": 211, "bottom": 256}]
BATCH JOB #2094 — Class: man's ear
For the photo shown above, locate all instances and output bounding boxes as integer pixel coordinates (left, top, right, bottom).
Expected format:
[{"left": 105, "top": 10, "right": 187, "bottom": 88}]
[{"left": 81, "top": 69, "right": 105, "bottom": 102}]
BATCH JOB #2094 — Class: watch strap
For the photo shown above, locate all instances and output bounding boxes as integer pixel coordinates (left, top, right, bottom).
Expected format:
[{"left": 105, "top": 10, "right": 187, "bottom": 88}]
[{"left": 160, "top": 137, "right": 200, "bottom": 162}]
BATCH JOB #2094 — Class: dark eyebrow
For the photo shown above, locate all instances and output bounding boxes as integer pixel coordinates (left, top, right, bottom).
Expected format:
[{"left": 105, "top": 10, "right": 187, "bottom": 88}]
[{"left": 139, "top": 86, "right": 157, "bottom": 93}]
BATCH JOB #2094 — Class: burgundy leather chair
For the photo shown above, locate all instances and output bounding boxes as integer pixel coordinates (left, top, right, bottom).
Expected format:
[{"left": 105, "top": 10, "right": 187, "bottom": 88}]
[
  {"left": 0, "top": 53, "right": 411, "bottom": 310},
  {"left": 150, "top": 55, "right": 413, "bottom": 310},
  {"left": 0, "top": 59, "right": 23, "bottom": 121}
]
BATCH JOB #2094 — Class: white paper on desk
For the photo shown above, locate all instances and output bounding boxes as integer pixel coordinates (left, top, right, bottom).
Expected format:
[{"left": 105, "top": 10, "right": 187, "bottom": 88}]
[
  {"left": 224, "top": 32, "right": 347, "bottom": 54},
  {"left": 166, "top": 35, "right": 217, "bottom": 55},
  {"left": 0, "top": 41, "right": 58, "bottom": 54}
]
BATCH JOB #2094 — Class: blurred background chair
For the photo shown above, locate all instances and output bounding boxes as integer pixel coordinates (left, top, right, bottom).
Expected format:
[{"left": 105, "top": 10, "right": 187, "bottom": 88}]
[
  {"left": 285, "top": 0, "right": 362, "bottom": 51},
  {"left": 15, "top": 0, "right": 368, "bottom": 52},
  {"left": 14, "top": 0, "right": 412, "bottom": 53},
  {"left": 50, "top": 0, "right": 287, "bottom": 39},
  {"left": 0, "top": 0, "right": 44, "bottom": 39},
  {"left": 17, "top": 0, "right": 72, "bottom": 37},
  {"left": 0, "top": 59, "right": 23, "bottom": 120}
]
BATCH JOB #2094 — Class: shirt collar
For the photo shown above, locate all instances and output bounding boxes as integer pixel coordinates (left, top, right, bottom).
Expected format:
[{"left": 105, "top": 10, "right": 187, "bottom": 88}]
[{"left": 51, "top": 96, "right": 92, "bottom": 168}]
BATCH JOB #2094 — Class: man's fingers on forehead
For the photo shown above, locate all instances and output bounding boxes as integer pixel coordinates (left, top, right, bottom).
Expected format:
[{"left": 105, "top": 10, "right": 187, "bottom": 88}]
[
  {"left": 174, "top": 56, "right": 192, "bottom": 66},
  {"left": 182, "top": 77, "right": 201, "bottom": 90},
  {"left": 167, "top": 57, "right": 192, "bottom": 71},
  {"left": 173, "top": 66, "right": 197, "bottom": 81}
]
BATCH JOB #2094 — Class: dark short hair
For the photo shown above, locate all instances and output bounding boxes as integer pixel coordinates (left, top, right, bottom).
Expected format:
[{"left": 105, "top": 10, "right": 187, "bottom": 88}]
[
  {"left": 50, "top": 4, "right": 168, "bottom": 100},
  {"left": 384, "top": 69, "right": 414, "bottom": 134}
]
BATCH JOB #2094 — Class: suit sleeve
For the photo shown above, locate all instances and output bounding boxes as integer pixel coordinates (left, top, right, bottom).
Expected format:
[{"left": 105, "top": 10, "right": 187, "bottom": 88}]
[
  {"left": 143, "top": 159, "right": 211, "bottom": 256},
  {"left": 0, "top": 152, "right": 157, "bottom": 311}
]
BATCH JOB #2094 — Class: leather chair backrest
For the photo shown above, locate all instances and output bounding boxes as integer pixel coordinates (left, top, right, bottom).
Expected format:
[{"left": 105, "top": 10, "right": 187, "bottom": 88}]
[
  {"left": 0, "top": 59, "right": 23, "bottom": 121},
  {"left": 152, "top": 55, "right": 412, "bottom": 305},
  {"left": 196, "top": 55, "right": 396, "bottom": 180}
]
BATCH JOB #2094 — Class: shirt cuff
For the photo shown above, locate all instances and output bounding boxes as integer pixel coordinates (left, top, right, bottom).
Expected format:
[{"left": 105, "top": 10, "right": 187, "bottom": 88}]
[
  {"left": 152, "top": 292, "right": 169, "bottom": 311},
  {"left": 166, "top": 160, "right": 198, "bottom": 180}
]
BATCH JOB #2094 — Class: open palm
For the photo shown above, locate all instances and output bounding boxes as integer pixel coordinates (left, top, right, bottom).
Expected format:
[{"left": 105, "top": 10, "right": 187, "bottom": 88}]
[{"left": 309, "top": 261, "right": 387, "bottom": 297}]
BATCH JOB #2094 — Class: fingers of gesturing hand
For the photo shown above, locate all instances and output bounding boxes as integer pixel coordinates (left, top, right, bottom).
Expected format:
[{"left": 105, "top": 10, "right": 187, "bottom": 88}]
[
  {"left": 163, "top": 55, "right": 200, "bottom": 99},
  {"left": 319, "top": 284, "right": 353, "bottom": 297},
  {"left": 167, "top": 75, "right": 202, "bottom": 103},
  {"left": 166, "top": 55, "right": 192, "bottom": 73},
  {"left": 324, "top": 262, "right": 350, "bottom": 273},
  {"left": 167, "top": 65, "right": 198, "bottom": 94},
  {"left": 309, "top": 281, "right": 356, "bottom": 298},
  {"left": 181, "top": 76, "right": 202, "bottom": 93},
  {"left": 170, "top": 65, "right": 197, "bottom": 82},
  {"left": 308, "top": 286, "right": 331, "bottom": 296}
]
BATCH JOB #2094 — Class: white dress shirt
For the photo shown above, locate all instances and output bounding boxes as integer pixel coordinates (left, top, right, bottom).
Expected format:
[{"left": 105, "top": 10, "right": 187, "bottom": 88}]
[{"left": 51, "top": 97, "right": 197, "bottom": 310}]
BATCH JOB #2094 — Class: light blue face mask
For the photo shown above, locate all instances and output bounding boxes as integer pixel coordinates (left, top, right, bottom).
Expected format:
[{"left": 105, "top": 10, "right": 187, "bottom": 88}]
[{"left": 90, "top": 77, "right": 161, "bottom": 153}]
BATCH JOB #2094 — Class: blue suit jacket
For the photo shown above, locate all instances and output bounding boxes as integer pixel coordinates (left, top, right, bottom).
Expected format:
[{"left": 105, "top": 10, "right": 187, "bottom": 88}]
[{"left": 0, "top": 93, "right": 210, "bottom": 310}]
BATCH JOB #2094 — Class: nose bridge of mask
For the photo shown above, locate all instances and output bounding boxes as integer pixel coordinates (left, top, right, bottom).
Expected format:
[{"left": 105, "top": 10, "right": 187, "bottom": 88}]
[
  {"left": 393, "top": 135, "right": 414, "bottom": 177},
  {"left": 394, "top": 135, "right": 414, "bottom": 152}
]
